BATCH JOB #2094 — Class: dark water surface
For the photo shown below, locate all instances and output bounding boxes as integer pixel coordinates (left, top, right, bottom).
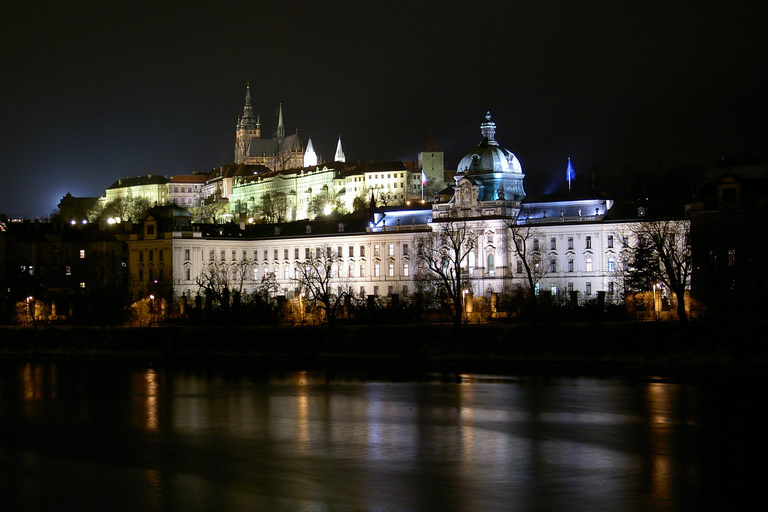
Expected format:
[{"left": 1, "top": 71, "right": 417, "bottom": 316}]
[{"left": 1, "top": 360, "right": 765, "bottom": 511}]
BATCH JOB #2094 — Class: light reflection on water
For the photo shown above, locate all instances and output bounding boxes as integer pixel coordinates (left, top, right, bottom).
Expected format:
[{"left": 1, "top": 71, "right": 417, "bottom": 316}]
[{"left": 0, "top": 362, "right": 764, "bottom": 511}]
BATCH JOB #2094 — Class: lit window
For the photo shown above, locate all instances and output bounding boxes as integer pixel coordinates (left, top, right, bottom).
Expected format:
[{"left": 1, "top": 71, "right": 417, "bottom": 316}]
[
  {"left": 79, "top": 249, "right": 85, "bottom": 259},
  {"left": 534, "top": 282, "right": 540, "bottom": 296},
  {"left": 550, "top": 283, "right": 557, "bottom": 295},
  {"left": 388, "top": 262, "right": 394, "bottom": 276},
  {"left": 80, "top": 282, "right": 86, "bottom": 288},
  {"left": 585, "top": 257, "right": 593, "bottom": 272},
  {"left": 607, "top": 257, "right": 615, "bottom": 272},
  {"left": 374, "top": 262, "right": 380, "bottom": 277},
  {"left": 403, "top": 262, "right": 409, "bottom": 277},
  {"left": 388, "top": 243, "right": 394, "bottom": 256},
  {"left": 374, "top": 244, "right": 380, "bottom": 257}
]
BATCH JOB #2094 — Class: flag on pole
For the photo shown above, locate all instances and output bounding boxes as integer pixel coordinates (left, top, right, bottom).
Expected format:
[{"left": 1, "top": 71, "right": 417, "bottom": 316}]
[
  {"left": 421, "top": 170, "right": 428, "bottom": 200},
  {"left": 566, "top": 157, "right": 575, "bottom": 190}
]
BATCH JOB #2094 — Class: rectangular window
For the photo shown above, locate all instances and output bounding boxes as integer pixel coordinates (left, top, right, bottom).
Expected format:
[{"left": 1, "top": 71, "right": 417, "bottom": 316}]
[
  {"left": 65, "top": 265, "right": 72, "bottom": 276},
  {"left": 243, "top": 250, "right": 247, "bottom": 261},
  {"left": 516, "top": 260, "right": 523, "bottom": 273},
  {"left": 550, "top": 237, "right": 556, "bottom": 250},
  {"left": 232, "top": 250, "right": 237, "bottom": 261},
  {"left": 274, "top": 249, "right": 278, "bottom": 260},
  {"left": 374, "top": 285, "right": 379, "bottom": 296},
  {"left": 185, "top": 268, "right": 191, "bottom": 280},
  {"left": 80, "top": 249, "right": 86, "bottom": 259},
  {"left": 295, "top": 248, "right": 299, "bottom": 259},
  {"left": 607, "top": 235, "right": 614, "bottom": 248},
  {"left": 622, "top": 236, "right": 628, "bottom": 247},
  {"left": 533, "top": 238, "right": 539, "bottom": 251},
  {"left": 209, "top": 250, "right": 215, "bottom": 261},
  {"left": 254, "top": 250, "right": 258, "bottom": 261},
  {"left": 359, "top": 263, "right": 365, "bottom": 277},
  {"left": 148, "top": 269, "right": 154, "bottom": 282},
  {"left": 402, "top": 243, "right": 408, "bottom": 256},
  {"left": 549, "top": 259, "right": 557, "bottom": 273},
  {"left": 253, "top": 268, "right": 259, "bottom": 280},
  {"left": 608, "top": 282, "right": 615, "bottom": 295},
  {"left": 585, "top": 257, "right": 593, "bottom": 272},
  {"left": 316, "top": 247, "right": 321, "bottom": 258},
  {"left": 403, "top": 285, "right": 409, "bottom": 295},
  {"left": 568, "top": 258, "right": 574, "bottom": 272},
  {"left": 388, "top": 285, "right": 394, "bottom": 295},
  {"left": 403, "top": 262, "right": 409, "bottom": 277},
  {"left": 388, "top": 262, "right": 394, "bottom": 276},
  {"left": 360, "top": 286, "right": 366, "bottom": 298},
  {"left": 139, "top": 251, "right": 143, "bottom": 262},
  {"left": 360, "top": 246, "right": 365, "bottom": 257},
  {"left": 388, "top": 243, "right": 394, "bottom": 257},
  {"left": 568, "top": 282, "right": 574, "bottom": 293},
  {"left": 185, "top": 249, "right": 190, "bottom": 261},
  {"left": 263, "top": 249, "right": 268, "bottom": 260},
  {"left": 305, "top": 248, "right": 310, "bottom": 259},
  {"left": 374, "top": 262, "right": 380, "bottom": 277},
  {"left": 349, "top": 246, "right": 354, "bottom": 257},
  {"left": 284, "top": 248, "right": 288, "bottom": 260},
  {"left": 586, "top": 282, "right": 592, "bottom": 296},
  {"left": 374, "top": 244, "right": 380, "bottom": 257},
  {"left": 550, "top": 283, "right": 557, "bottom": 296},
  {"left": 139, "top": 269, "right": 144, "bottom": 282},
  {"left": 607, "top": 258, "right": 615, "bottom": 272},
  {"left": 568, "top": 237, "right": 574, "bottom": 250},
  {"left": 585, "top": 236, "right": 592, "bottom": 249},
  {"left": 338, "top": 246, "right": 343, "bottom": 258},
  {"left": 221, "top": 250, "right": 225, "bottom": 261}
]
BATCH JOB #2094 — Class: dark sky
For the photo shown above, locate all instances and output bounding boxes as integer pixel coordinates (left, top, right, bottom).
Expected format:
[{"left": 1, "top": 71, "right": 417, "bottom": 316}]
[{"left": 2, "top": 1, "right": 766, "bottom": 217}]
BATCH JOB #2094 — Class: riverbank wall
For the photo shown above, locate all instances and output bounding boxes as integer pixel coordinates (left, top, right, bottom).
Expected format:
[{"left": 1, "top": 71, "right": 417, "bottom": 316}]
[{"left": 2, "top": 320, "right": 766, "bottom": 366}]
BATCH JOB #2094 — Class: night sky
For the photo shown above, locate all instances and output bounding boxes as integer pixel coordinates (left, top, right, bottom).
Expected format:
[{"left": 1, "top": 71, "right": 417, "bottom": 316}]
[{"left": 2, "top": 1, "right": 766, "bottom": 218}]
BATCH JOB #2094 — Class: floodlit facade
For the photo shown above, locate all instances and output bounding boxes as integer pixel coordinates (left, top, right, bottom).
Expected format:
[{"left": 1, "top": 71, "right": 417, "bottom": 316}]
[{"left": 126, "top": 113, "right": 690, "bottom": 308}]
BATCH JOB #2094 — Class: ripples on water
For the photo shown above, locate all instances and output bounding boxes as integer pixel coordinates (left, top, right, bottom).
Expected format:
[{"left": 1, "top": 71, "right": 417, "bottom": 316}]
[{"left": 0, "top": 361, "right": 765, "bottom": 511}]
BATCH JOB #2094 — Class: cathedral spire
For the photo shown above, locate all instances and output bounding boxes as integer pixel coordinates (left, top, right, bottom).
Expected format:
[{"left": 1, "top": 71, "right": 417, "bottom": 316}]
[
  {"left": 334, "top": 135, "right": 346, "bottom": 163},
  {"left": 276, "top": 103, "right": 285, "bottom": 139},
  {"left": 304, "top": 137, "right": 318, "bottom": 167}
]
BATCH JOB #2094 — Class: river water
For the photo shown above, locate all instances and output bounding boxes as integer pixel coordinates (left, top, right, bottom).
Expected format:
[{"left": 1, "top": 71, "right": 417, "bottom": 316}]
[{"left": 0, "top": 360, "right": 764, "bottom": 511}]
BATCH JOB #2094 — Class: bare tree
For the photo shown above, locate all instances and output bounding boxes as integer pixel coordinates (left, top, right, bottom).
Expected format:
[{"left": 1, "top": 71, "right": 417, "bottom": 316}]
[
  {"left": 195, "top": 258, "right": 253, "bottom": 309},
  {"left": 622, "top": 219, "right": 692, "bottom": 327},
  {"left": 292, "top": 245, "right": 348, "bottom": 324},
  {"left": 503, "top": 220, "right": 547, "bottom": 316},
  {"left": 258, "top": 192, "right": 288, "bottom": 223},
  {"left": 92, "top": 196, "right": 152, "bottom": 223},
  {"left": 415, "top": 217, "right": 481, "bottom": 329}
]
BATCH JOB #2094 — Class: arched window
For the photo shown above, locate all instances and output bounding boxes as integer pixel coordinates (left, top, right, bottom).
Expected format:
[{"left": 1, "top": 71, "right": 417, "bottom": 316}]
[{"left": 487, "top": 254, "right": 495, "bottom": 275}]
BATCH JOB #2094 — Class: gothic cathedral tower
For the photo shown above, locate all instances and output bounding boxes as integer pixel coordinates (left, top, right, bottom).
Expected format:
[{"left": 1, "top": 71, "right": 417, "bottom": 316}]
[{"left": 234, "top": 83, "right": 261, "bottom": 164}]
